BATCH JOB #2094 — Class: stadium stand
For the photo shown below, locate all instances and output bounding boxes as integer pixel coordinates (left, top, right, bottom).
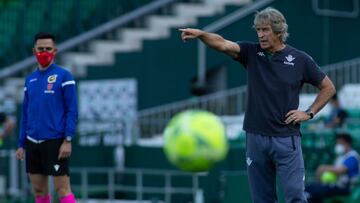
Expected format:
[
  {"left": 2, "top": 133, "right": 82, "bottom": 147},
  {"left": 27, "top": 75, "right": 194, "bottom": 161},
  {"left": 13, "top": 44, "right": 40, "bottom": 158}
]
[
  {"left": 0, "top": 0, "right": 360, "bottom": 202},
  {"left": 0, "top": 0, "right": 154, "bottom": 67}
]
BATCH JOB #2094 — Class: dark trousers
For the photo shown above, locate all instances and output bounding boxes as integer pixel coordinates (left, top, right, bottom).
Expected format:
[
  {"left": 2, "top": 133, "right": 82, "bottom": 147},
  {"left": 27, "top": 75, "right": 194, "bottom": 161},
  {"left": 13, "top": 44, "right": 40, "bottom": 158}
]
[{"left": 246, "top": 133, "right": 307, "bottom": 203}]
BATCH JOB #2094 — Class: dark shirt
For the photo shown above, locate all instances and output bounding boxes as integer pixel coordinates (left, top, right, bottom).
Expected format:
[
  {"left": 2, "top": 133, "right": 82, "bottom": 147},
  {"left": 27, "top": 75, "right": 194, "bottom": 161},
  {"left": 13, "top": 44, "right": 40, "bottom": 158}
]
[{"left": 234, "top": 42, "right": 326, "bottom": 136}]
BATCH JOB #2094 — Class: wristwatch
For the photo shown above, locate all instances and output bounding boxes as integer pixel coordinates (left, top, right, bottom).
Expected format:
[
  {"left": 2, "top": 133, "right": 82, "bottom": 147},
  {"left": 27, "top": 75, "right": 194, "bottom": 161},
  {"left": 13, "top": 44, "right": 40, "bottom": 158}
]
[
  {"left": 65, "top": 136, "right": 72, "bottom": 142},
  {"left": 305, "top": 108, "right": 314, "bottom": 119}
]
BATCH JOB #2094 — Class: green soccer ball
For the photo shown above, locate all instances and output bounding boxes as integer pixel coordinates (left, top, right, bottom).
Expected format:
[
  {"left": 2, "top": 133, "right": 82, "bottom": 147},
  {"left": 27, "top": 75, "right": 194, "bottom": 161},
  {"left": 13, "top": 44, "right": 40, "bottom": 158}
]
[
  {"left": 321, "top": 171, "right": 337, "bottom": 184},
  {"left": 163, "top": 110, "right": 228, "bottom": 172}
]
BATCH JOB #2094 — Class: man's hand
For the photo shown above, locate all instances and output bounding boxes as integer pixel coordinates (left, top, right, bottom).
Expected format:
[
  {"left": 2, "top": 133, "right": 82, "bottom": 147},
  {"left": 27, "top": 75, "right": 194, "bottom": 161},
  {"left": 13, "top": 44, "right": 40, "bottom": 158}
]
[
  {"left": 179, "top": 28, "right": 204, "bottom": 42},
  {"left": 316, "top": 165, "right": 330, "bottom": 179},
  {"left": 15, "top": 148, "right": 25, "bottom": 160},
  {"left": 317, "top": 165, "right": 330, "bottom": 174},
  {"left": 58, "top": 141, "right": 72, "bottom": 160},
  {"left": 285, "top": 110, "right": 311, "bottom": 125}
]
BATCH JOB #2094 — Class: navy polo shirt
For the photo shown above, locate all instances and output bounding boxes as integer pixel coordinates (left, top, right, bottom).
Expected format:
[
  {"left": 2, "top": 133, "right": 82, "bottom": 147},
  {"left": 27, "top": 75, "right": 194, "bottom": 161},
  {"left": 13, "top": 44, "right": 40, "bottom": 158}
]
[{"left": 235, "top": 42, "right": 325, "bottom": 136}]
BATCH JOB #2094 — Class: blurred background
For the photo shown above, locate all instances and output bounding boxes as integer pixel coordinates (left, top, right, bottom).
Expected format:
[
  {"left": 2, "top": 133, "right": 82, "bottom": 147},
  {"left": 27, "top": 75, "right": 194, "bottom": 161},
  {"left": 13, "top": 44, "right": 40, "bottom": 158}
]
[{"left": 0, "top": 0, "right": 360, "bottom": 202}]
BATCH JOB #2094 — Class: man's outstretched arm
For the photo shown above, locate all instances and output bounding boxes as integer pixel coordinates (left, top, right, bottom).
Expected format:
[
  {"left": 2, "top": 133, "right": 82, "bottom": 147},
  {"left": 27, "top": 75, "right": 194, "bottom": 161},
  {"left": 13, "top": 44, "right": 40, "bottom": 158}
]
[{"left": 179, "top": 28, "right": 240, "bottom": 58}]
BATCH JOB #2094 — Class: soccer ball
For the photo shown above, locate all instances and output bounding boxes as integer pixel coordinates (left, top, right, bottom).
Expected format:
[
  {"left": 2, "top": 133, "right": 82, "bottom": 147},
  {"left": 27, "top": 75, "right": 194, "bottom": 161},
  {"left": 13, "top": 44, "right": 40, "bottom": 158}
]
[
  {"left": 321, "top": 171, "right": 337, "bottom": 184},
  {"left": 163, "top": 110, "right": 228, "bottom": 172}
]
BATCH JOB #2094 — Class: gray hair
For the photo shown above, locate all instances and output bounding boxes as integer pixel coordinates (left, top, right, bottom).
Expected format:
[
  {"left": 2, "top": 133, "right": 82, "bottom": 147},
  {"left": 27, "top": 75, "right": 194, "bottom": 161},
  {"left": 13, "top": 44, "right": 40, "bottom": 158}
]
[{"left": 253, "top": 7, "right": 289, "bottom": 43}]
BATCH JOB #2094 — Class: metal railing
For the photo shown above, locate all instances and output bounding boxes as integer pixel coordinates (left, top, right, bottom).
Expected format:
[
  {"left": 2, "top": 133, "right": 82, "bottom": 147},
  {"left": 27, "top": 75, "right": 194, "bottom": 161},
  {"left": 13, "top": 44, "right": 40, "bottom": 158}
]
[
  {"left": 2, "top": 162, "right": 206, "bottom": 202},
  {"left": 77, "top": 118, "right": 136, "bottom": 146},
  {"left": 70, "top": 168, "right": 206, "bottom": 203},
  {"left": 138, "top": 57, "right": 360, "bottom": 138},
  {"left": 0, "top": 149, "right": 21, "bottom": 198},
  {"left": 312, "top": 0, "right": 359, "bottom": 18},
  {"left": 302, "top": 57, "right": 360, "bottom": 93},
  {"left": 138, "top": 86, "right": 247, "bottom": 138}
]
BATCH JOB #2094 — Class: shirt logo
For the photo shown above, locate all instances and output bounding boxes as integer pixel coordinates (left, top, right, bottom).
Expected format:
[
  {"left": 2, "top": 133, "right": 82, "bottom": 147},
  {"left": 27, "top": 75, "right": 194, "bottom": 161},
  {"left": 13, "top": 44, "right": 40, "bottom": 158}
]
[
  {"left": 45, "top": 83, "right": 55, "bottom": 93},
  {"left": 54, "top": 164, "right": 60, "bottom": 172},
  {"left": 284, "top": 54, "right": 295, "bottom": 66},
  {"left": 285, "top": 55, "right": 295, "bottom": 62},
  {"left": 47, "top": 75, "right": 58, "bottom": 83},
  {"left": 246, "top": 157, "right": 253, "bottom": 166},
  {"left": 29, "top": 78, "right": 37, "bottom": 83},
  {"left": 257, "top": 52, "right": 265, "bottom": 57}
]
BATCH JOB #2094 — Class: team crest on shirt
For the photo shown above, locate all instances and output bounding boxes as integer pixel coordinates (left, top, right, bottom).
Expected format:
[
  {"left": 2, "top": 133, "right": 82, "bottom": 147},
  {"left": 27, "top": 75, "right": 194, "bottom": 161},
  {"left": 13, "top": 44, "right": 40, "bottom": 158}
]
[
  {"left": 284, "top": 55, "right": 295, "bottom": 66},
  {"left": 47, "top": 74, "right": 58, "bottom": 83}
]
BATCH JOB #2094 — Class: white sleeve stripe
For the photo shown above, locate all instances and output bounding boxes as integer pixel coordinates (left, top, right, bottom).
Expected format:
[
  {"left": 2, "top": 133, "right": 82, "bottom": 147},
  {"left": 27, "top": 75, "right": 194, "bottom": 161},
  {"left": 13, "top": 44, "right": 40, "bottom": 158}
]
[
  {"left": 24, "top": 87, "right": 27, "bottom": 91},
  {"left": 62, "top": 80, "right": 76, "bottom": 87}
]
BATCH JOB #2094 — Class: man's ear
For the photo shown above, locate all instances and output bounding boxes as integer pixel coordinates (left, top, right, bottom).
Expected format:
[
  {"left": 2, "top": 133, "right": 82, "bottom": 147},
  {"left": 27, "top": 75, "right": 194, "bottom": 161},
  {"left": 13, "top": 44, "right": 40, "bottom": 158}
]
[{"left": 32, "top": 48, "right": 36, "bottom": 54}]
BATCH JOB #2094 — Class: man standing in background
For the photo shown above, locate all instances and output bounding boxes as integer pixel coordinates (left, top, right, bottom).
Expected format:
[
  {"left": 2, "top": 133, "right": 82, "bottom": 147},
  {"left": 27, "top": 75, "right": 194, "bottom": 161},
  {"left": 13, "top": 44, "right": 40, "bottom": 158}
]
[{"left": 16, "top": 32, "right": 78, "bottom": 203}]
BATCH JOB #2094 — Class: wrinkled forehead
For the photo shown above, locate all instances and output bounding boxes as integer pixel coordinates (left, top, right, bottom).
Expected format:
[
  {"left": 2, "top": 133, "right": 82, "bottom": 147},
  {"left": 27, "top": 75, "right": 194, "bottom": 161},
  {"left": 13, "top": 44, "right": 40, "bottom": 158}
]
[
  {"left": 254, "top": 22, "right": 272, "bottom": 29},
  {"left": 35, "top": 39, "right": 55, "bottom": 47},
  {"left": 254, "top": 17, "right": 272, "bottom": 27}
]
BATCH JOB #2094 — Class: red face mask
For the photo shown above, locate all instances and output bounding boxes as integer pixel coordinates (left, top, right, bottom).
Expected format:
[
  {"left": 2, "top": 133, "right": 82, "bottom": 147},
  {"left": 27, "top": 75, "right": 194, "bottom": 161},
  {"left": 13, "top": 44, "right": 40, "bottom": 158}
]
[{"left": 35, "top": 51, "right": 55, "bottom": 67}]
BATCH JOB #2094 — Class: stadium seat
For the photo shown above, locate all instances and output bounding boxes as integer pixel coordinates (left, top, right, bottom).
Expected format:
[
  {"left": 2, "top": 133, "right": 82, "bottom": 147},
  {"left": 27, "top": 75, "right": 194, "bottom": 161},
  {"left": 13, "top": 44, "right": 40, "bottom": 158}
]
[
  {"left": 0, "top": 0, "right": 154, "bottom": 68},
  {"left": 347, "top": 109, "right": 360, "bottom": 119},
  {"left": 339, "top": 84, "right": 360, "bottom": 109}
]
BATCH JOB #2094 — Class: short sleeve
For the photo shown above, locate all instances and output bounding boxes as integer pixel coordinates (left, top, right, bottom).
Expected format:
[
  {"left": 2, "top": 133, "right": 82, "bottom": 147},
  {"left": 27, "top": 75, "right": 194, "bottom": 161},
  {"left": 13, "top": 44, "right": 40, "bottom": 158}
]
[
  {"left": 302, "top": 55, "right": 326, "bottom": 86},
  {"left": 233, "top": 41, "right": 253, "bottom": 67},
  {"left": 343, "top": 156, "right": 359, "bottom": 174}
]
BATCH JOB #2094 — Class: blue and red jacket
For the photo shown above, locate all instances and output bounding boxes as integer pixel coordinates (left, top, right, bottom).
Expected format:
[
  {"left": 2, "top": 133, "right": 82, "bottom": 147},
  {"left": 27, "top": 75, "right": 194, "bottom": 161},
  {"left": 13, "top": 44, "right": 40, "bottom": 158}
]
[{"left": 18, "top": 63, "right": 78, "bottom": 148}]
